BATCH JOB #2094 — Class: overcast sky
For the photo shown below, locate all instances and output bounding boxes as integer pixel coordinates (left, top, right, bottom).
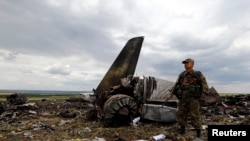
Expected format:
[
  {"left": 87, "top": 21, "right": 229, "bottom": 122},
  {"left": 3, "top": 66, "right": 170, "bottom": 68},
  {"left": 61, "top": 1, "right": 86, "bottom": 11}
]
[{"left": 0, "top": 0, "right": 250, "bottom": 93}]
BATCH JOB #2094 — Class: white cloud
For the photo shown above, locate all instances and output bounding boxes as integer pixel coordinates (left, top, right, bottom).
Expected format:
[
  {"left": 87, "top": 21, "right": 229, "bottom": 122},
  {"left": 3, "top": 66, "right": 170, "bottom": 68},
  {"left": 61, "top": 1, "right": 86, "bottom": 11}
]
[
  {"left": 47, "top": 64, "right": 72, "bottom": 75},
  {"left": 0, "top": 0, "right": 250, "bottom": 93}
]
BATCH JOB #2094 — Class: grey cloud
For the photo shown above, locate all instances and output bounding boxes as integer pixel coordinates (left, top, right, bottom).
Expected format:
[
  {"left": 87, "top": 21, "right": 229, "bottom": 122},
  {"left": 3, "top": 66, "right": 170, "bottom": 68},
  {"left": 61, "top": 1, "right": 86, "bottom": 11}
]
[
  {"left": 1, "top": 0, "right": 250, "bottom": 93},
  {"left": 3, "top": 52, "right": 19, "bottom": 61},
  {"left": 47, "top": 65, "right": 72, "bottom": 75},
  {"left": 215, "top": 0, "right": 250, "bottom": 24},
  {"left": 168, "top": 33, "right": 222, "bottom": 52},
  {"left": 0, "top": 0, "right": 117, "bottom": 62}
]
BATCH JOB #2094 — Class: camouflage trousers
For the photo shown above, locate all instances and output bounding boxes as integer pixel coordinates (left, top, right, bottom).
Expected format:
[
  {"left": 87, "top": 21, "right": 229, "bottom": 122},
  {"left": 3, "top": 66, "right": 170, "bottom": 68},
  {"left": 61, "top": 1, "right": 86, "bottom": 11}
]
[{"left": 177, "top": 97, "right": 201, "bottom": 129}]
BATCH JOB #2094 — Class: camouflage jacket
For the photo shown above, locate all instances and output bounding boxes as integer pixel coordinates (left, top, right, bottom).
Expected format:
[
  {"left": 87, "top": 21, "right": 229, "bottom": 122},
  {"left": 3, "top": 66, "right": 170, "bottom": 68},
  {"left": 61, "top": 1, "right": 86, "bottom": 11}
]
[{"left": 173, "top": 69, "right": 209, "bottom": 99}]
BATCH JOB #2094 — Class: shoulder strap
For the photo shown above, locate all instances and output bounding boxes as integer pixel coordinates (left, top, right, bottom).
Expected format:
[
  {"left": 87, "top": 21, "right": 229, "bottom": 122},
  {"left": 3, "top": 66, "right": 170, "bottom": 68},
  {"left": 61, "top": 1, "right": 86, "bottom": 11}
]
[{"left": 193, "top": 70, "right": 202, "bottom": 83}]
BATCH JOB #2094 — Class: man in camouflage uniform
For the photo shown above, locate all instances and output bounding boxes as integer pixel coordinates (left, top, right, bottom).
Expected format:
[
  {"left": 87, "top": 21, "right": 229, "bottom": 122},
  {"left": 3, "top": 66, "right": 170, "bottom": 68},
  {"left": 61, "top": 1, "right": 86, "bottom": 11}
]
[{"left": 168, "top": 58, "right": 209, "bottom": 138}]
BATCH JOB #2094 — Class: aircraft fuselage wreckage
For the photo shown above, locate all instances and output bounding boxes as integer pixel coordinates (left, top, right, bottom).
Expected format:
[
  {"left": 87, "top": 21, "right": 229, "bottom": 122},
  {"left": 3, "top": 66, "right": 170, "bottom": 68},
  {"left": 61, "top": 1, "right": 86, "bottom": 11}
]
[{"left": 88, "top": 36, "right": 221, "bottom": 127}]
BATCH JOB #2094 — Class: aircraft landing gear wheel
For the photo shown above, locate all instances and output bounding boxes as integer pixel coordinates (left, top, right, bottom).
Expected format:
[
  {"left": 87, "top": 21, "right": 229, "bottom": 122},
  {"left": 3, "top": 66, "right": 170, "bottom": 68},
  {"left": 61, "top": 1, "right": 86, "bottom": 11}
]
[{"left": 103, "top": 94, "right": 137, "bottom": 127}]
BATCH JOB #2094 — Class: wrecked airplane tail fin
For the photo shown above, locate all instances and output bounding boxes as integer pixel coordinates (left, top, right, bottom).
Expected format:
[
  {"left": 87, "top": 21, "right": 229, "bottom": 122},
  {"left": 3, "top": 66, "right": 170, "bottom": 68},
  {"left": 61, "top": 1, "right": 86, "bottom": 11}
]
[{"left": 95, "top": 36, "right": 144, "bottom": 96}]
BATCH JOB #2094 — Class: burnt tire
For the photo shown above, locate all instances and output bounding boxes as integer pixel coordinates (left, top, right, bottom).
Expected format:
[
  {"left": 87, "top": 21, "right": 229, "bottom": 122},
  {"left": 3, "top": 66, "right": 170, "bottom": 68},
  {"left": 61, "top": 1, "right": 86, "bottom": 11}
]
[{"left": 103, "top": 94, "right": 137, "bottom": 127}]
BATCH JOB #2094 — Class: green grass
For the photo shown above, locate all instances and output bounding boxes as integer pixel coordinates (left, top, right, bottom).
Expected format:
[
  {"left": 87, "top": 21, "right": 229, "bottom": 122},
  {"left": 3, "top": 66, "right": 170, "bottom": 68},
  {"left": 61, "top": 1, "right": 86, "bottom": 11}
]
[
  {"left": 219, "top": 93, "right": 243, "bottom": 97},
  {"left": 0, "top": 93, "right": 72, "bottom": 102}
]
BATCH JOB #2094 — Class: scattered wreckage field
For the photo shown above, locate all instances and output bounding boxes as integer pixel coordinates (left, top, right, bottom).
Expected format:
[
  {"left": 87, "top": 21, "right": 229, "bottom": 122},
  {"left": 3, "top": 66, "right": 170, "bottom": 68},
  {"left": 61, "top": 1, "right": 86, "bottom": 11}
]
[{"left": 0, "top": 93, "right": 250, "bottom": 141}]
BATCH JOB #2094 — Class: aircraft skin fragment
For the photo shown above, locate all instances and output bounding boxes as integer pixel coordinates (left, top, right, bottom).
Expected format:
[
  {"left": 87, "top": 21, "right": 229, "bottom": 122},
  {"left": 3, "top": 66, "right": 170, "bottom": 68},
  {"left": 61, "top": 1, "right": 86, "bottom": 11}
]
[{"left": 141, "top": 104, "right": 177, "bottom": 122}]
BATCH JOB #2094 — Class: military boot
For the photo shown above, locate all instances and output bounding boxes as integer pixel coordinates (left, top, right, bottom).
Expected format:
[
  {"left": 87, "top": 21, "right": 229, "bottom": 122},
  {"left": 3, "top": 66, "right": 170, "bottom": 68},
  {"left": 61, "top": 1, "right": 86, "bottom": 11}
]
[{"left": 196, "top": 129, "right": 201, "bottom": 138}]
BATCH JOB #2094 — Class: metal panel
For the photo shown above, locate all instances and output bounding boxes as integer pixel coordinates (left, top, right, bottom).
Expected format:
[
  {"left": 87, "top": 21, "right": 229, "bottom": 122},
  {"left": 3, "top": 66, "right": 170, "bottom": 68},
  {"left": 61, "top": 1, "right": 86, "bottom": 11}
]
[
  {"left": 146, "top": 77, "right": 176, "bottom": 102},
  {"left": 141, "top": 104, "right": 177, "bottom": 122}
]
